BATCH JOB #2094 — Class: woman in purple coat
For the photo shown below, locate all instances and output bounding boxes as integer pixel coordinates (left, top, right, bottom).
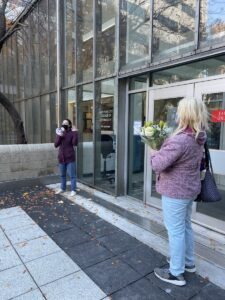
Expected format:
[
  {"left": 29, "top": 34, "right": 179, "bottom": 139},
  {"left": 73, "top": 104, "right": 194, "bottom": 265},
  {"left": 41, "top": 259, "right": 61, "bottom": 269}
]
[
  {"left": 54, "top": 119, "right": 78, "bottom": 197},
  {"left": 150, "top": 98, "right": 208, "bottom": 286}
]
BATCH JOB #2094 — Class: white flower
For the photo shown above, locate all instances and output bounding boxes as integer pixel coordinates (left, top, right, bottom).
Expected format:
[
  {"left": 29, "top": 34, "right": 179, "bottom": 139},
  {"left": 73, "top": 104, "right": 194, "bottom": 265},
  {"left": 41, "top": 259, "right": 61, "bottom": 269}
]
[{"left": 144, "top": 127, "right": 155, "bottom": 137}]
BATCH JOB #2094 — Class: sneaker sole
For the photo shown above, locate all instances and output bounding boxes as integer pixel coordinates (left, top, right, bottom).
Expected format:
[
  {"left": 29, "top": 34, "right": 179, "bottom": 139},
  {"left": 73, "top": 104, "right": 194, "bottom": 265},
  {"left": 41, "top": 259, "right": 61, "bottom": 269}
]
[
  {"left": 154, "top": 271, "right": 186, "bottom": 286},
  {"left": 166, "top": 258, "right": 196, "bottom": 273}
]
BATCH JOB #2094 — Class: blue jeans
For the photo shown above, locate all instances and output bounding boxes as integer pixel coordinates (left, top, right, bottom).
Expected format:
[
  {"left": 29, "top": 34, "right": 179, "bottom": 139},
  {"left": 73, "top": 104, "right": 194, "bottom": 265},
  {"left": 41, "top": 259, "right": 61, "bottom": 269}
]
[
  {"left": 59, "top": 162, "right": 76, "bottom": 192},
  {"left": 162, "top": 195, "right": 194, "bottom": 276}
]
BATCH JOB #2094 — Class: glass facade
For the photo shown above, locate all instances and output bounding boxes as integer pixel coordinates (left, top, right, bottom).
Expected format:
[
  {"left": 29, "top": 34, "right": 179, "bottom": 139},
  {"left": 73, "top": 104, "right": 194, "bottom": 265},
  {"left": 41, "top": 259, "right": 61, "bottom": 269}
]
[
  {"left": 200, "top": 0, "right": 225, "bottom": 48},
  {"left": 1, "top": 0, "right": 225, "bottom": 202},
  {"left": 153, "top": 0, "right": 196, "bottom": 59},
  {"left": 94, "top": 79, "right": 116, "bottom": 193},
  {"left": 120, "top": 0, "right": 150, "bottom": 68}
]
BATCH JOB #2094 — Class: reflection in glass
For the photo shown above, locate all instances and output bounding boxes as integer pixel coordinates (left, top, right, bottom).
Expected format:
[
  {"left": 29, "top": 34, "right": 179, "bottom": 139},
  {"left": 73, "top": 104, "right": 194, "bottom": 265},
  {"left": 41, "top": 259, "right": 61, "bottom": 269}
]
[
  {"left": 41, "top": 95, "right": 51, "bottom": 143},
  {"left": 76, "top": 1, "right": 93, "bottom": 83},
  {"left": 120, "top": 0, "right": 150, "bottom": 68},
  {"left": 64, "top": 0, "right": 76, "bottom": 86},
  {"left": 30, "top": 8, "right": 40, "bottom": 96},
  {"left": 200, "top": 0, "right": 225, "bottom": 48},
  {"left": 152, "top": 55, "right": 225, "bottom": 86},
  {"left": 49, "top": 0, "right": 57, "bottom": 90},
  {"left": 23, "top": 18, "right": 32, "bottom": 98},
  {"left": 77, "top": 84, "right": 94, "bottom": 184},
  {"left": 67, "top": 89, "right": 77, "bottom": 126},
  {"left": 151, "top": 98, "right": 181, "bottom": 198},
  {"left": 17, "top": 32, "right": 24, "bottom": 99},
  {"left": 197, "top": 92, "right": 225, "bottom": 222},
  {"left": 95, "top": 79, "right": 116, "bottom": 193},
  {"left": 39, "top": 0, "right": 49, "bottom": 91},
  {"left": 96, "top": 0, "right": 116, "bottom": 77},
  {"left": 153, "top": 0, "right": 195, "bottom": 60},
  {"left": 129, "top": 75, "right": 147, "bottom": 90},
  {"left": 50, "top": 93, "right": 58, "bottom": 142},
  {"left": 128, "top": 92, "right": 146, "bottom": 200}
]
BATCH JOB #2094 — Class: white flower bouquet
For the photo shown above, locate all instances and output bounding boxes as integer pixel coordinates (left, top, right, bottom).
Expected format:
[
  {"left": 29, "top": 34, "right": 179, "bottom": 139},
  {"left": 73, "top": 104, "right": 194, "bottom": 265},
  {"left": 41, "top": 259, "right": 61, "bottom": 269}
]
[{"left": 140, "top": 120, "right": 172, "bottom": 150}]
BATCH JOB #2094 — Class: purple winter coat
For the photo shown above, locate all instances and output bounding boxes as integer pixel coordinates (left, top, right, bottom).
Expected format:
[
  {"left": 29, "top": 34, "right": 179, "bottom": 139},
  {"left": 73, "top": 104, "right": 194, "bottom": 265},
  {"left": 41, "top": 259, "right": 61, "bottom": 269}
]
[
  {"left": 151, "top": 129, "right": 206, "bottom": 200},
  {"left": 54, "top": 130, "right": 78, "bottom": 164}
]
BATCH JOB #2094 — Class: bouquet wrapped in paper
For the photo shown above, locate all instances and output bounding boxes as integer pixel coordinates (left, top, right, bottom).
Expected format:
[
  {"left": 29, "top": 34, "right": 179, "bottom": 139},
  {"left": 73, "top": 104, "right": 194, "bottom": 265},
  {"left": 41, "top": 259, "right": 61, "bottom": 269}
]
[{"left": 140, "top": 121, "right": 172, "bottom": 150}]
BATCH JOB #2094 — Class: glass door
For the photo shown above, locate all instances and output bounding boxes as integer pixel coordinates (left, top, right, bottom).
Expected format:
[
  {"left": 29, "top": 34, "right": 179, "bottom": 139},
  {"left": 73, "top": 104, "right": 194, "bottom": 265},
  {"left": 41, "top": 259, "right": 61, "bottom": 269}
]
[
  {"left": 193, "top": 79, "right": 225, "bottom": 233},
  {"left": 146, "top": 84, "right": 194, "bottom": 207},
  {"left": 127, "top": 92, "right": 146, "bottom": 200}
]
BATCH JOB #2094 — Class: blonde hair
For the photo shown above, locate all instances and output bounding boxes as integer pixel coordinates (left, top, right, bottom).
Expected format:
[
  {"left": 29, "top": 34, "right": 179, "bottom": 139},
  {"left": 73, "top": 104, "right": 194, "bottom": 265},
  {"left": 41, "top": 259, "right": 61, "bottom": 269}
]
[{"left": 173, "top": 97, "right": 209, "bottom": 137}]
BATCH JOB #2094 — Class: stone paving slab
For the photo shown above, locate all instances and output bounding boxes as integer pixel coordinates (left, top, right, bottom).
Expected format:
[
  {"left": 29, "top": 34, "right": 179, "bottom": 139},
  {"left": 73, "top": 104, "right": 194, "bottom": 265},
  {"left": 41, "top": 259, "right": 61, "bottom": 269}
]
[
  {"left": 0, "top": 206, "right": 25, "bottom": 220},
  {"left": 5, "top": 224, "right": 46, "bottom": 245},
  {"left": 191, "top": 283, "right": 225, "bottom": 300},
  {"left": 0, "top": 230, "right": 10, "bottom": 249},
  {"left": 98, "top": 230, "right": 143, "bottom": 255},
  {"left": 85, "top": 257, "right": 142, "bottom": 295},
  {"left": 51, "top": 226, "right": 91, "bottom": 250},
  {"left": 81, "top": 218, "right": 119, "bottom": 238},
  {"left": 0, "top": 265, "right": 37, "bottom": 300},
  {"left": 14, "top": 235, "right": 60, "bottom": 263},
  {"left": 147, "top": 272, "right": 209, "bottom": 300},
  {"left": 0, "top": 245, "right": 22, "bottom": 272},
  {"left": 13, "top": 289, "right": 45, "bottom": 300},
  {"left": 25, "top": 251, "right": 80, "bottom": 286},
  {"left": 111, "top": 277, "right": 172, "bottom": 300},
  {"left": 117, "top": 244, "right": 167, "bottom": 276},
  {"left": 40, "top": 271, "right": 106, "bottom": 300},
  {"left": 0, "top": 213, "right": 35, "bottom": 232},
  {"left": 66, "top": 239, "right": 115, "bottom": 269}
]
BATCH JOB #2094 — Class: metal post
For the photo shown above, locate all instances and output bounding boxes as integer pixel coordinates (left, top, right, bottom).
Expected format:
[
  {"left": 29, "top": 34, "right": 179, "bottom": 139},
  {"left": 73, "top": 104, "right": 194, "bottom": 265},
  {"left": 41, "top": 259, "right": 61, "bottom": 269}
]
[{"left": 56, "top": 0, "right": 61, "bottom": 126}]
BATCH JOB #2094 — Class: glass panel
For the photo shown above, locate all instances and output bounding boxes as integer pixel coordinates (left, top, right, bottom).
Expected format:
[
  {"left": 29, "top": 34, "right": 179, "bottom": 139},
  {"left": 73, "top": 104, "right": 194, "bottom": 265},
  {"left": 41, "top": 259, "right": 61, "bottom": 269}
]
[
  {"left": 25, "top": 99, "right": 34, "bottom": 143},
  {"left": 96, "top": 0, "right": 116, "bottom": 77},
  {"left": 30, "top": 8, "right": 40, "bottom": 96},
  {"left": 39, "top": 0, "right": 49, "bottom": 91},
  {"left": 128, "top": 92, "right": 146, "bottom": 200},
  {"left": 64, "top": 0, "right": 76, "bottom": 86},
  {"left": 17, "top": 32, "right": 24, "bottom": 99},
  {"left": 120, "top": 0, "right": 150, "bottom": 68},
  {"left": 49, "top": 0, "right": 57, "bottom": 90},
  {"left": 95, "top": 79, "right": 116, "bottom": 193},
  {"left": 50, "top": 93, "right": 58, "bottom": 142},
  {"left": 151, "top": 55, "right": 225, "bottom": 86},
  {"left": 76, "top": 1, "right": 93, "bottom": 83},
  {"left": 197, "top": 92, "right": 225, "bottom": 222},
  {"left": 32, "top": 97, "right": 41, "bottom": 143},
  {"left": 11, "top": 36, "right": 17, "bottom": 101},
  {"left": 129, "top": 75, "right": 148, "bottom": 90},
  {"left": 200, "top": 0, "right": 225, "bottom": 48},
  {"left": 67, "top": 89, "right": 77, "bottom": 125},
  {"left": 41, "top": 95, "right": 51, "bottom": 143},
  {"left": 23, "top": 18, "right": 32, "bottom": 98},
  {"left": 151, "top": 97, "right": 181, "bottom": 198},
  {"left": 153, "top": 0, "right": 195, "bottom": 60},
  {"left": 77, "top": 84, "right": 94, "bottom": 183},
  {"left": 7, "top": 38, "right": 14, "bottom": 102}
]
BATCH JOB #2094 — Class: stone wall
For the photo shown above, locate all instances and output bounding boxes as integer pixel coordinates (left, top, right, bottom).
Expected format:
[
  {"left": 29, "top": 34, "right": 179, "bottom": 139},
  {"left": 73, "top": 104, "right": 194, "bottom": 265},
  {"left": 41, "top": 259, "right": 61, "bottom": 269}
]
[{"left": 0, "top": 144, "right": 58, "bottom": 182}]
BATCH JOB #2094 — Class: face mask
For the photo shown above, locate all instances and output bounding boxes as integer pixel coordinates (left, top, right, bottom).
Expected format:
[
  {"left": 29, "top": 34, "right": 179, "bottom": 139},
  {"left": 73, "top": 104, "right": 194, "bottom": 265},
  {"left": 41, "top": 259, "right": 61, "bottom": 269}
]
[{"left": 62, "top": 124, "right": 69, "bottom": 130}]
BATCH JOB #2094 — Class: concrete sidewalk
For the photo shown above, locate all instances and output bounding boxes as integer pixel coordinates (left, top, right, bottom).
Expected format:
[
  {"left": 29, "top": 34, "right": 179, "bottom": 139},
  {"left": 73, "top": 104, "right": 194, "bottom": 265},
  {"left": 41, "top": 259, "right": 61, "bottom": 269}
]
[{"left": 0, "top": 185, "right": 224, "bottom": 299}]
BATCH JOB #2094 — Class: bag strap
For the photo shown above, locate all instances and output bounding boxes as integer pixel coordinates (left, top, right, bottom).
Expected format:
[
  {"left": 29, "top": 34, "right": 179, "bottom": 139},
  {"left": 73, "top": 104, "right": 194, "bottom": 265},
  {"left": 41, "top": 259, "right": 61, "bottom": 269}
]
[{"left": 204, "top": 142, "right": 214, "bottom": 175}]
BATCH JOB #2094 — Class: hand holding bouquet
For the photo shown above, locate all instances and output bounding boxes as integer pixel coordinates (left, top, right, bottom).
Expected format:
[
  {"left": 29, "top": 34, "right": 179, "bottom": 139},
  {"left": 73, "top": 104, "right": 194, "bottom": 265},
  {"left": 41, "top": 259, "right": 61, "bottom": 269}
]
[{"left": 140, "top": 120, "right": 172, "bottom": 150}]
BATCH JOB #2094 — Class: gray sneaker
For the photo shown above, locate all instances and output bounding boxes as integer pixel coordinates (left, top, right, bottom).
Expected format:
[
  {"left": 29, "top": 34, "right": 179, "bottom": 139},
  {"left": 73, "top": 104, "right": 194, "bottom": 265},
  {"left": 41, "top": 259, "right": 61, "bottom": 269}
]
[
  {"left": 154, "top": 268, "right": 186, "bottom": 286},
  {"left": 166, "top": 257, "right": 196, "bottom": 273}
]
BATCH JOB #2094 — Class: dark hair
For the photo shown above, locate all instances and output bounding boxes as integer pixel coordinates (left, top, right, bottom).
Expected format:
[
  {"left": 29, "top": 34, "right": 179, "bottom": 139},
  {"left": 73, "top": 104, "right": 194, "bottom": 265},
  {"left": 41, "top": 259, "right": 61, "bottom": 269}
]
[{"left": 65, "top": 118, "right": 72, "bottom": 128}]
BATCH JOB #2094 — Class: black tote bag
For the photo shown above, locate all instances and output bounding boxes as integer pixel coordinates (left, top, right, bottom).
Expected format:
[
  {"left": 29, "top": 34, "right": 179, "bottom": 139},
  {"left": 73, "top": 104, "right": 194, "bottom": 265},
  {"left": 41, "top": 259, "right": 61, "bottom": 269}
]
[{"left": 195, "top": 143, "right": 221, "bottom": 203}]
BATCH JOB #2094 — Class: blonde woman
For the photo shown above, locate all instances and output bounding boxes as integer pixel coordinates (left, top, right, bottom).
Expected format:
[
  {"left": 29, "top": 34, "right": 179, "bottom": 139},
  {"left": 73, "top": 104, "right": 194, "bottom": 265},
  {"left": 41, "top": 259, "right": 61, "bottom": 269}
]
[{"left": 150, "top": 98, "right": 208, "bottom": 286}]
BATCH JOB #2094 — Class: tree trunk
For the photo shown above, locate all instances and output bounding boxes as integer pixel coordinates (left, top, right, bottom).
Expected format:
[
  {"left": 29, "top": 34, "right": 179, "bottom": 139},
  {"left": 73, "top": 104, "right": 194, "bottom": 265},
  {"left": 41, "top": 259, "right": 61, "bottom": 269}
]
[{"left": 0, "top": 92, "right": 27, "bottom": 144}]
